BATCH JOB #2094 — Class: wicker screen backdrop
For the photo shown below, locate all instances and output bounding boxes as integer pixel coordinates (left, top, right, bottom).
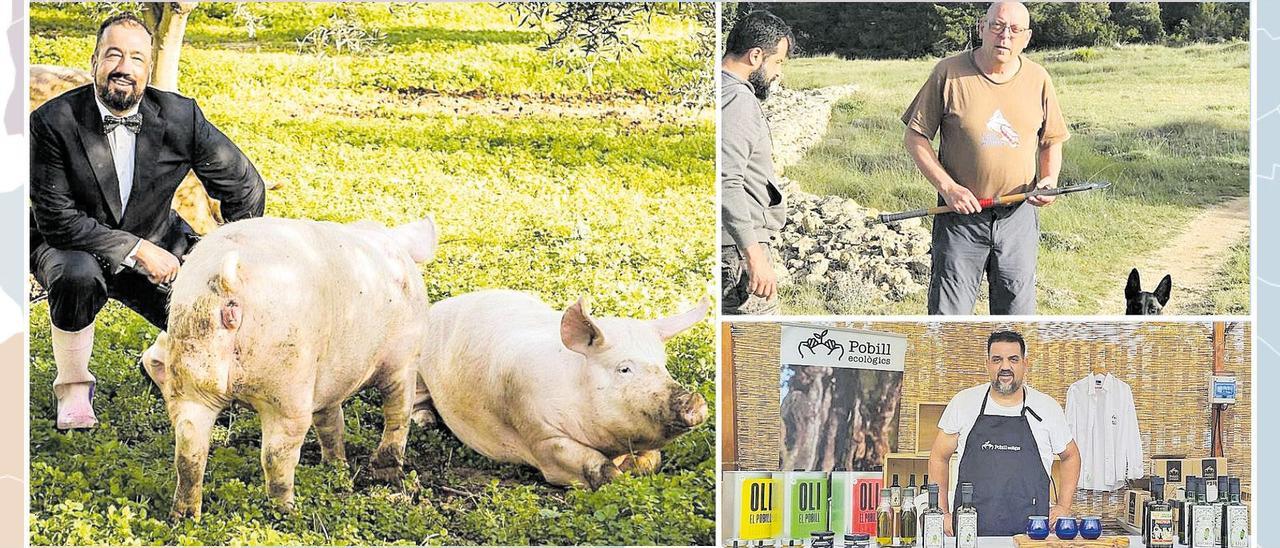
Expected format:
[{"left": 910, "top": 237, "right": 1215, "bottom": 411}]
[{"left": 726, "top": 321, "right": 1252, "bottom": 523}]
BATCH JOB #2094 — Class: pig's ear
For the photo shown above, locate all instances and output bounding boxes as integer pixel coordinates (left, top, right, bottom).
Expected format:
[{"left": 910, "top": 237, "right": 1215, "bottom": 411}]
[
  {"left": 652, "top": 297, "right": 711, "bottom": 341},
  {"left": 561, "top": 297, "right": 605, "bottom": 354},
  {"left": 392, "top": 216, "right": 438, "bottom": 263}
]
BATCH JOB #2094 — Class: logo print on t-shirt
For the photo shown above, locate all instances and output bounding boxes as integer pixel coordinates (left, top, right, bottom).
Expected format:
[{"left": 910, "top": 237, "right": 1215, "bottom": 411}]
[{"left": 982, "top": 109, "right": 1020, "bottom": 148}]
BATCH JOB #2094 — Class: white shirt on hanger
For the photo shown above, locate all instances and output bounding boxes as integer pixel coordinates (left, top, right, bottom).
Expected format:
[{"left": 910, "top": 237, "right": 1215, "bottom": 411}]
[{"left": 1065, "top": 372, "right": 1144, "bottom": 491}]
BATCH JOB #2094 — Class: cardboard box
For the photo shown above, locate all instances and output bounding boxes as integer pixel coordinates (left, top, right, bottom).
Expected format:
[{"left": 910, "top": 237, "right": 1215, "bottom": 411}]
[
  {"left": 915, "top": 402, "right": 947, "bottom": 455},
  {"left": 774, "top": 471, "right": 829, "bottom": 541},
  {"left": 830, "top": 471, "right": 882, "bottom": 538},
  {"left": 1124, "top": 489, "right": 1151, "bottom": 529},
  {"left": 721, "top": 471, "right": 780, "bottom": 541},
  {"left": 1151, "top": 457, "right": 1227, "bottom": 500}
]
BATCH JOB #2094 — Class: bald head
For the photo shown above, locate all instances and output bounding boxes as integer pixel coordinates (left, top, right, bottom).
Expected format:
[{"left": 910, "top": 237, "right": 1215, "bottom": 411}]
[
  {"left": 986, "top": 1, "right": 1030, "bottom": 26},
  {"left": 979, "top": 1, "right": 1032, "bottom": 68}
]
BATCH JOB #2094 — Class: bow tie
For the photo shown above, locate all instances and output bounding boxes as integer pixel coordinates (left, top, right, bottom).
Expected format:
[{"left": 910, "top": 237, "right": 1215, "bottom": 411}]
[{"left": 102, "top": 113, "right": 142, "bottom": 134}]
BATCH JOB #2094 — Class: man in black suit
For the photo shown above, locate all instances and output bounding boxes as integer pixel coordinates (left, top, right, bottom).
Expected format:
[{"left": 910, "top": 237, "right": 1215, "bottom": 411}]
[{"left": 30, "top": 14, "right": 265, "bottom": 429}]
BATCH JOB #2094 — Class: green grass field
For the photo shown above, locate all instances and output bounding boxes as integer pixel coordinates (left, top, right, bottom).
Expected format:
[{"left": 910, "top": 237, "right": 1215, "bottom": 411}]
[
  {"left": 778, "top": 43, "right": 1250, "bottom": 314},
  {"left": 28, "top": 3, "right": 714, "bottom": 545},
  {"left": 1206, "top": 238, "right": 1251, "bottom": 314}
]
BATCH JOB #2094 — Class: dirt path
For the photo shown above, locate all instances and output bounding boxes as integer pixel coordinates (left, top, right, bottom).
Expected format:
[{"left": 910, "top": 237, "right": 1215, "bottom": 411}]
[{"left": 1097, "top": 196, "right": 1250, "bottom": 314}]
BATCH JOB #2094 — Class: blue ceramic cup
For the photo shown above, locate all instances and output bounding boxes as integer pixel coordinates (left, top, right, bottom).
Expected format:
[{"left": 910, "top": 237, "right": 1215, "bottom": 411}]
[
  {"left": 1027, "top": 516, "right": 1050, "bottom": 540},
  {"left": 1080, "top": 516, "right": 1103, "bottom": 540},
  {"left": 1055, "top": 516, "right": 1079, "bottom": 540}
]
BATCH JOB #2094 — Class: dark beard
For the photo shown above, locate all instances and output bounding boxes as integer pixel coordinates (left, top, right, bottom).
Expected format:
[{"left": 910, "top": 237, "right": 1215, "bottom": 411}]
[
  {"left": 748, "top": 66, "right": 772, "bottom": 101},
  {"left": 96, "top": 73, "right": 143, "bottom": 112},
  {"left": 992, "top": 378, "right": 1021, "bottom": 395}
]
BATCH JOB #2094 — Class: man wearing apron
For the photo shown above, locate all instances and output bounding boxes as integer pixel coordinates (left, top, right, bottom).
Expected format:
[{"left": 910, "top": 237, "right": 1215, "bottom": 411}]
[{"left": 927, "top": 330, "right": 1082, "bottom": 537}]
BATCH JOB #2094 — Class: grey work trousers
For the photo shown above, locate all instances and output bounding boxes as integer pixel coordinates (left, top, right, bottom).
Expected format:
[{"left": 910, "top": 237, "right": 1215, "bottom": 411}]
[{"left": 928, "top": 201, "right": 1039, "bottom": 315}]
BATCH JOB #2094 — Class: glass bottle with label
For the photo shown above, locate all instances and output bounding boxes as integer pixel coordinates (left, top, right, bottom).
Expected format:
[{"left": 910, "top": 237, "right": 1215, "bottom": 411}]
[
  {"left": 1222, "top": 478, "right": 1248, "bottom": 548},
  {"left": 890, "top": 474, "right": 902, "bottom": 508},
  {"left": 1181, "top": 476, "right": 1200, "bottom": 547},
  {"left": 915, "top": 475, "right": 930, "bottom": 537},
  {"left": 1215, "top": 475, "right": 1230, "bottom": 547},
  {"left": 876, "top": 488, "right": 894, "bottom": 547},
  {"left": 899, "top": 485, "right": 916, "bottom": 546},
  {"left": 1145, "top": 476, "right": 1163, "bottom": 546},
  {"left": 1172, "top": 489, "right": 1184, "bottom": 543},
  {"left": 954, "top": 482, "right": 978, "bottom": 548},
  {"left": 1149, "top": 477, "right": 1175, "bottom": 548},
  {"left": 920, "top": 484, "right": 945, "bottom": 548},
  {"left": 1192, "top": 475, "right": 1218, "bottom": 547}
]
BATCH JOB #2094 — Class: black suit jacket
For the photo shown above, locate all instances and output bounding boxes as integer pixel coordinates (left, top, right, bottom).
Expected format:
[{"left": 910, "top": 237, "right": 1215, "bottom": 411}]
[{"left": 29, "top": 85, "right": 265, "bottom": 273}]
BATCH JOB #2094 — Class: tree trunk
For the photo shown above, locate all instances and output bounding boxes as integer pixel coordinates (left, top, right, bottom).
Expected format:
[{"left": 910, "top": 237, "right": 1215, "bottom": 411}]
[
  {"left": 781, "top": 366, "right": 903, "bottom": 471},
  {"left": 142, "top": 2, "right": 197, "bottom": 92}
]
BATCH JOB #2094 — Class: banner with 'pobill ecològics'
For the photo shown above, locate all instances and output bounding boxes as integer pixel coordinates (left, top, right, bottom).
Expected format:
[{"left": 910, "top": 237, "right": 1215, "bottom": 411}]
[
  {"left": 779, "top": 323, "right": 906, "bottom": 372},
  {"left": 779, "top": 324, "right": 907, "bottom": 472}
]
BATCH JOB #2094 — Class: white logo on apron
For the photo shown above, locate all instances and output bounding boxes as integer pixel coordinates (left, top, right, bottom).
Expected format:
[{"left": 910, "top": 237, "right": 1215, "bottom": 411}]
[{"left": 980, "top": 441, "right": 1022, "bottom": 451}]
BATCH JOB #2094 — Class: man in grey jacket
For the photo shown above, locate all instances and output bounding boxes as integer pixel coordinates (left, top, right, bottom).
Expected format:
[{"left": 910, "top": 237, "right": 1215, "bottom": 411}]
[{"left": 721, "top": 10, "right": 793, "bottom": 315}]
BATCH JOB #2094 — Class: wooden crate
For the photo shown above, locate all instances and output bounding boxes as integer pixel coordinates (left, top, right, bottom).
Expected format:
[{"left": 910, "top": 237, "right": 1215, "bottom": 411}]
[
  {"left": 883, "top": 452, "right": 958, "bottom": 504},
  {"left": 915, "top": 402, "right": 947, "bottom": 455}
]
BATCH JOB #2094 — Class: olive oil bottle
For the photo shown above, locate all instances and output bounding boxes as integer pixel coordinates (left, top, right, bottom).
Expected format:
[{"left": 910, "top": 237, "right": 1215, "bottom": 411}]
[
  {"left": 1222, "top": 478, "right": 1248, "bottom": 548},
  {"left": 920, "top": 484, "right": 945, "bottom": 548},
  {"left": 876, "top": 488, "right": 894, "bottom": 546},
  {"left": 1192, "top": 475, "right": 1217, "bottom": 547},
  {"left": 954, "top": 482, "right": 978, "bottom": 548},
  {"left": 1149, "top": 477, "right": 1175, "bottom": 548},
  {"left": 1182, "top": 476, "right": 1200, "bottom": 547},
  {"left": 1145, "top": 476, "right": 1164, "bottom": 546},
  {"left": 899, "top": 485, "right": 917, "bottom": 546},
  {"left": 1215, "top": 475, "right": 1229, "bottom": 547}
]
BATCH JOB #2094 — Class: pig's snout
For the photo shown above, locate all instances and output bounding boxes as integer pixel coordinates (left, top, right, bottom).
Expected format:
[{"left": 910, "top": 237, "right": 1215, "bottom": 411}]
[{"left": 668, "top": 390, "right": 708, "bottom": 430}]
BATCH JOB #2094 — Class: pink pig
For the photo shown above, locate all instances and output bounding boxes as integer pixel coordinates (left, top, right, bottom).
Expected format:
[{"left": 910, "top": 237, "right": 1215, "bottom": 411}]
[
  {"left": 142, "top": 216, "right": 437, "bottom": 519},
  {"left": 413, "top": 290, "right": 710, "bottom": 488}
]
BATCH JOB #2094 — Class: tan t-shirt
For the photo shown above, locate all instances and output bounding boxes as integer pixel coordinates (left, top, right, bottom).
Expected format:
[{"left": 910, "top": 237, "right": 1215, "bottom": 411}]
[{"left": 902, "top": 51, "right": 1070, "bottom": 199}]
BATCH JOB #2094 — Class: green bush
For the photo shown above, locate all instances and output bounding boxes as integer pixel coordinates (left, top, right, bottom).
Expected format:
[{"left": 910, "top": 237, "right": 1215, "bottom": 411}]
[
  {"left": 1043, "top": 47, "right": 1102, "bottom": 63},
  {"left": 1168, "top": 3, "right": 1249, "bottom": 45},
  {"left": 1112, "top": 2, "right": 1166, "bottom": 44},
  {"left": 1026, "top": 2, "right": 1118, "bottom": 48},
  {"left": 725, "top": 2, "right": 1243, "bottom": 59}
]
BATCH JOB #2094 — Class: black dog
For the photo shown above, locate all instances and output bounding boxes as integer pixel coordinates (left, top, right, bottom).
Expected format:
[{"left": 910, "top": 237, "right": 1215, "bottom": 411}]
[{"left": 1125, "top": 268, "right": 1171, "bottom": 315}]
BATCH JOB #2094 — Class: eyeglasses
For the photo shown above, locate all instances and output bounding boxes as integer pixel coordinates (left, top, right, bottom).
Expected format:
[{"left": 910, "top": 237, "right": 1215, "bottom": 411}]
[{"left": 987, "top": 20, "right": 1029, "bottom": 36}]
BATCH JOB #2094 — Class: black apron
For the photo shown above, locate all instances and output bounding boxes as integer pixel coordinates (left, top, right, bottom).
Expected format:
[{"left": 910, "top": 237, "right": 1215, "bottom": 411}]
[{"left": 955, "top": 389, "right": 1051, "bottom": 536}]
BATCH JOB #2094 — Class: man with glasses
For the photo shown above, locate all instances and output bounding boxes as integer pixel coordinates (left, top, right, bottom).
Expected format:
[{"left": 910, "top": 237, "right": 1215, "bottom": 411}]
[
  {"left": 901, "top": 1, "right": 1069, "bottom": 315},
  {"left": 927, "top": 330, "right": 1081, "bottom": 536}
]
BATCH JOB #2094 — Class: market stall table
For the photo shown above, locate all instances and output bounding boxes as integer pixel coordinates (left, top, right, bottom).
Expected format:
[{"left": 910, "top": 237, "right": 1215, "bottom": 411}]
[{"left": 871, "top": 537, "right": 1143, "bottom": 547}]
